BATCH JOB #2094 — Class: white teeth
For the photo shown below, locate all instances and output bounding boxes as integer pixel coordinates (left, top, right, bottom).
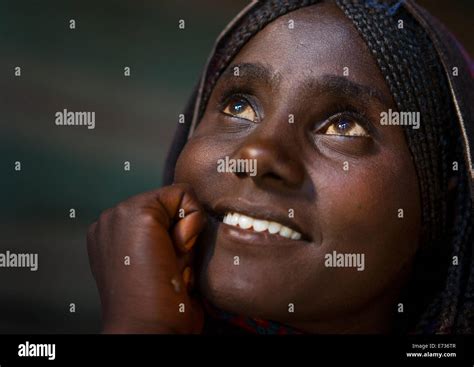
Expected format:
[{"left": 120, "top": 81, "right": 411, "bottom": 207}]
[
  {"left": 238, "top": 215, "right": 253, "bottom": 229},
  {"left": 268, "top": 222, "right": 281, "bottom": 234},
  {"left": 279, "top": 226, "right": 293, "bottom": 238},
  {"left": 252, "top": 219, "right": 269, "bottom": 232},
  {"left": 222, "top": 212, "right": 302, "bottom": 240},
  {"left": 230, "top": 213, "right": 240, "bottom": 226},
  {"left": 291, "top": 232, "right": 302, "bottom": 240}
]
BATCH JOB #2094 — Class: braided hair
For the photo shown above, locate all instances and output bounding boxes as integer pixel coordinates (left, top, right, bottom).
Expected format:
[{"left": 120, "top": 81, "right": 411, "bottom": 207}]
[
  {"left": 192, "top": 0, "right": 474, "bottom": 334},
  {"left": 335, "top": 0, "right": 473, "bottom": 335}
]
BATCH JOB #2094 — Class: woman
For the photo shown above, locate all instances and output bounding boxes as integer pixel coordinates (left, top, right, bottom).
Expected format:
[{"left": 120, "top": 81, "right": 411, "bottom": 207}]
[{"left": 87, "top": 0, "right": 473, "bottom": 334}]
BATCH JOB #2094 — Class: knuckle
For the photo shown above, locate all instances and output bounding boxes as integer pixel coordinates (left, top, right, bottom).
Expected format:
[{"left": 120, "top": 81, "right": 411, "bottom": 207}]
[
  {"left": 114, "top": 202, "right": 130, "bottom": 217},
  {"left": 136, "top": 210, "right": 158, "bottom": 227},
  {"left": 95, "top": 206, "right": 115, "bottom": 224},
  {"left": 112, "top": 202, "right": 137, "bottom": 224}
]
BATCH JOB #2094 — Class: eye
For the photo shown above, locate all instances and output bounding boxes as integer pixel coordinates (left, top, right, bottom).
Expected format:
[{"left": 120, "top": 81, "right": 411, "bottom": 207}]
[
  {"left": 222, "top": 96, "right": 258, "bottom": 122},
  {"left": 322, "top": 114, "right": 369, "bottom": 137}
]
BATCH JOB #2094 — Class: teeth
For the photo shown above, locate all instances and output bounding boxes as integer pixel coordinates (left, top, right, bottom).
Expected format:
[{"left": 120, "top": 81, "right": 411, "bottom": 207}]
[
  {"left": 238, "top": 215, "right": 253, "bottom": 229},
  {"left": 223, "top": 213, "right": 232, "bottom": 225},
  {"left": 279, "top": 226, "right": 293, "bottom": 238},
  {"left": 268, "top": 222, "right": 281, "bottom": 234},
  {"left": 253, "top": 219, "right": 269, "bottom": 232},
  {"left": 222, "top": 212, "right": 303, "bottom": 240},
  {"left": 291, "top": 232, "right": 302, "bottom": 240},
  {"left": 230, "top": 213, "right": 240, "bottom": 226}
]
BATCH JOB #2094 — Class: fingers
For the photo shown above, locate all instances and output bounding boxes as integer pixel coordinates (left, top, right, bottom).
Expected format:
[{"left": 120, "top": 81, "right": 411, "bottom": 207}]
[
  {"left": 132, "top": 183, "right": 205, "bottom": 230},
  {"left": 88, "top": 184, "right": 205, "bottom": 290},
  {"left": 152, "top": 184, "right": 207, "bottom": 253},
  {"left": 86, "top": 220, "right": 107, "bottom": 289},
  {"left": 157, "top": 183, "right": 203, "bottom": 222},
  {"left": 86, "top": 221, "right": 98, "bottom": 248},
  {"left": 86, "top": 221, "right": 98, "bottom": 272},
  {"left": 171, "top": 210, "right": 207, "bottom": 253},
  {"left": 182, "top": 266, "right": 195, "bottom": 290}
]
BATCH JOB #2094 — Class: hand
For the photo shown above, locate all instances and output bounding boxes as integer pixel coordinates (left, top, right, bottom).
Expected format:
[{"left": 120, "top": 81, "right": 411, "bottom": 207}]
[{"left": 87, "top": 183, "right": 207, "bottom": 334}]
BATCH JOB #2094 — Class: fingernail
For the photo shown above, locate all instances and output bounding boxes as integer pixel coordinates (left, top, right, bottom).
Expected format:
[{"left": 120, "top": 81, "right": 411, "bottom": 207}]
[
  {"left": 171, "top": 277, "right": 181, "bottom": 293},
  {"left": 182, "top": 267, "right": 192, "bottom": 287},
  {"left": 184, "top": 235, "right": 198, "bottom": 251}
]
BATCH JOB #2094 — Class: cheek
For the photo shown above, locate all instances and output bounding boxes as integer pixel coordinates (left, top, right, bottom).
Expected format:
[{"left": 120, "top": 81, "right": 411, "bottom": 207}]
[
  {"left": 302, "top": 152, "right": 421, "bottom": 315},
  {"left": 319, "top": 156, "right": 421, "bottom": 250},
  {"left": 174, "top": 136, "right": 224, "bottom": 199}
]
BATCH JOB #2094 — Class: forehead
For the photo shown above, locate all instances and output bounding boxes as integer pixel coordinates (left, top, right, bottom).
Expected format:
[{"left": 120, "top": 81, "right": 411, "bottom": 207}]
[{"left": 229, "top": 2, "right": 390, "bottom": 99}]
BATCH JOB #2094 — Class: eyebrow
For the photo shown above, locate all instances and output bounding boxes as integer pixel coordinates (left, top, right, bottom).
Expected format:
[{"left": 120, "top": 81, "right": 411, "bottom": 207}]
[
  {"left": 221, "top": 62, "right": 281, "bottom": 89},
  {"left": 222, "top": 62, "right": 391, "bottom": 106},
  {"left": 304, "top": 74, "right": 391, "bottom": 107}
]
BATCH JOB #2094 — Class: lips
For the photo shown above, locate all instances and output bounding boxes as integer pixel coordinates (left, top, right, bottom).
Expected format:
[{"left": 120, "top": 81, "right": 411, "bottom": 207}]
[
  {"left": 208, "top": 198, "right": 311, "bottom": 243},
  {"left": 223, "top": 212, "right": 302, "bottom": 240}
]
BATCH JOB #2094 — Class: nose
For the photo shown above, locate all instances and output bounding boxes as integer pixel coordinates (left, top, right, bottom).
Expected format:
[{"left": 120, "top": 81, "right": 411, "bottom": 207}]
[{"left": 232, "top": 136, "right": 305, "bottom": 190}]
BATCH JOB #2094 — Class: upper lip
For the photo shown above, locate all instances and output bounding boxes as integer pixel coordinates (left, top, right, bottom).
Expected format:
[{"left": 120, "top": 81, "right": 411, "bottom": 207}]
[{"left": 210, "top": 197, "right": 311, "bottom": 241}]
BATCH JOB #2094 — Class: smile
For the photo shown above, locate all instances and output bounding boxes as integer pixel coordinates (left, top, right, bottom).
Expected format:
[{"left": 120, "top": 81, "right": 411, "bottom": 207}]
[{"left": 222, "top": 212, "right": 302, "bottom": 240}]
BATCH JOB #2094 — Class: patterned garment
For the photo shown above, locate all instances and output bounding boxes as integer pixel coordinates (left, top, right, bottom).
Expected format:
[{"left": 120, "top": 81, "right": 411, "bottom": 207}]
[{"left": 203, "top": 301, "right": 304, "bottom": 335}]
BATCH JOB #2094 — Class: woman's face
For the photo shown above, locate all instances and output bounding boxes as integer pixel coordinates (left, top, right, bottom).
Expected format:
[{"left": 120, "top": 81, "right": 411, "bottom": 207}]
[{"left": 174, "top": 1, "right": 421, "bottom": 332}]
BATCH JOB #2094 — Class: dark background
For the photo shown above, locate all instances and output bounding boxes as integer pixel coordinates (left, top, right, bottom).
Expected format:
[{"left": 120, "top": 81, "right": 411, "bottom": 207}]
[{"left": 0, "top": 0, "right": 472, "bottom": 333}]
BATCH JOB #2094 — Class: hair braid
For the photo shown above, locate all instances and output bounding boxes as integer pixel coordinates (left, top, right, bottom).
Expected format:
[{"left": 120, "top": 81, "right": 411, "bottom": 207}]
[{"left": 334, "top": 0, "right": 473, "bottom": 334}]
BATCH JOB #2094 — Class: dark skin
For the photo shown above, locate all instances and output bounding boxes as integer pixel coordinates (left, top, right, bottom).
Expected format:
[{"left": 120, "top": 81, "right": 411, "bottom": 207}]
[{"left": 88, "top": 2, "right": 421, "bottom": 334}]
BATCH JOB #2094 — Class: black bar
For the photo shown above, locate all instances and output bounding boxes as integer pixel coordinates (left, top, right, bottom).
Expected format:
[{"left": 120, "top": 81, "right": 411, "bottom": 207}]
[{"left": 0, "top": 335, "right": 473, "bottom": 366}]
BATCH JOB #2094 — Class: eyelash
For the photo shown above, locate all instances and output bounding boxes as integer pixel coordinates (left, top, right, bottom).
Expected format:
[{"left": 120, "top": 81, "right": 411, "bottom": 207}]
[
  {"left": 219, "top": 88, "right": 256, "bottom": 109},
  {"left": 320, "top": 105, "right": 373, "bottom": 135},
  {"left": 219, "top": 92, "right": 260, "bottom": 122}
]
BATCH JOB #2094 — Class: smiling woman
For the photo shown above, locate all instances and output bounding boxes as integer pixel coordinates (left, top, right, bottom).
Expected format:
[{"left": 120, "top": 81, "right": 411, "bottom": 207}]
[{"left": 87, "top": 0, "right": 473, "bottom": 335}]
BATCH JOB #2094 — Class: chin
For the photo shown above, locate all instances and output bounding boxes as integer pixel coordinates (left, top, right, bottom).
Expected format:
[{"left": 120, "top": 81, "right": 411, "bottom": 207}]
[
  {"left": 197, "top": 257, "right": 297, "bottom": 323},
  {"left": 199, "top": 261, "right": 259, "bottom": 316},
  {"left": 195, "top": 223, "right": 314, "bottom": 322}
]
